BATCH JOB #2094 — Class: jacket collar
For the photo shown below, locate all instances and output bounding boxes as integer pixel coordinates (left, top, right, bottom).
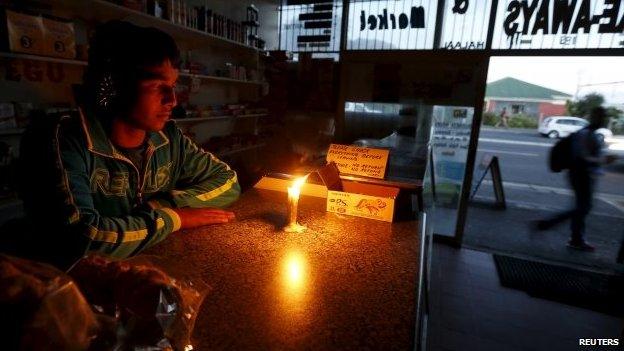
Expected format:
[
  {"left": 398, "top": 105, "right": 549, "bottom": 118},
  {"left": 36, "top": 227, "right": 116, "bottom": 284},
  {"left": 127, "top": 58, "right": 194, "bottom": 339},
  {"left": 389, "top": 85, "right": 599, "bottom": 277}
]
[{"left": 78, "top": 107, "right": 169, "bottom": 158}]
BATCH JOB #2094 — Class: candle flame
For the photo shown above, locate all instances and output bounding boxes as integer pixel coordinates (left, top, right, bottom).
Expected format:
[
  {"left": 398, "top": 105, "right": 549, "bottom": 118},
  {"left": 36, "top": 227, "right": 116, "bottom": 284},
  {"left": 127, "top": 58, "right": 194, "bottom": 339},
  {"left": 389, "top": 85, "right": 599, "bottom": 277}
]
[
  {"left": 287, "top": 175, "right": 309, "bottom": 198},
  {"left": 292, "top": 175, "right": 308, "bottom": 190}
]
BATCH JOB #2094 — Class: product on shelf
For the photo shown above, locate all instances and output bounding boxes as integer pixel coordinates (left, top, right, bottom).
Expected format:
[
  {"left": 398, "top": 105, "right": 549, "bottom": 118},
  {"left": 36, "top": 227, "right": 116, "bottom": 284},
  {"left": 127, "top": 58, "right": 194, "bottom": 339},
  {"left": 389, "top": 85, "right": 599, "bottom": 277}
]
[
  {"left": 41, "top": 16, "right": 76, "bottom": 59},
  {"left": 0, "top": 103, "right": 16, "bottom": 130},
  {"left": 4, "top": 10, "right": 45, "bottom": 55},
  {"left": 243, "top": 5, "right": 264, "bottom": 48}
]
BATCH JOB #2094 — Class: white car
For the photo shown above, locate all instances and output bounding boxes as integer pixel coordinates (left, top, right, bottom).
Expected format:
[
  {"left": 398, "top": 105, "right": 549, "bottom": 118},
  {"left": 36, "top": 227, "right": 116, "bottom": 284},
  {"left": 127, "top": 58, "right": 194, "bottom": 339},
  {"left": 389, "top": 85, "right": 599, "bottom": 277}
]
[
  {"left": 605, "top": 136, "right": 624, "bottom": 159},
  {"left": 538, "top": 116, "right": 613, "bottom": 142}
]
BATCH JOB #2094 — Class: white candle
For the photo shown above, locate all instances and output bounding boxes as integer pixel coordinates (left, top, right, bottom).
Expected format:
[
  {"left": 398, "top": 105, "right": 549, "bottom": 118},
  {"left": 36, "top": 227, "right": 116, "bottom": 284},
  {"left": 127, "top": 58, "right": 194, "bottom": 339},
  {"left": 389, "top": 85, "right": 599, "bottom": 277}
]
[{"left": 285, "top": 175, "right": 308, "bottom": 232}]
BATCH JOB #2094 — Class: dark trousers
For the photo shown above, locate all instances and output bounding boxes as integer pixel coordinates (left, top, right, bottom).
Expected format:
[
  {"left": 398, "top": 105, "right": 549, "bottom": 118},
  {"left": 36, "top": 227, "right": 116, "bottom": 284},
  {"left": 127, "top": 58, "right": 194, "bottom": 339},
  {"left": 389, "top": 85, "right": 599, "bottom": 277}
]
[{"left": 541, "top": 169, "right": 593, "bottom": 242}]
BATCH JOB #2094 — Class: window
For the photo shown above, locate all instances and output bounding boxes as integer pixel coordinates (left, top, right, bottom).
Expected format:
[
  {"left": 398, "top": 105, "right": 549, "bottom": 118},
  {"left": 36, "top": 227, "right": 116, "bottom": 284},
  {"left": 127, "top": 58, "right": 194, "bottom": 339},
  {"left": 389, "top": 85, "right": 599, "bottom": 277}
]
[{"left": 511, "top": 104, "right": 525, "bottom": 114}]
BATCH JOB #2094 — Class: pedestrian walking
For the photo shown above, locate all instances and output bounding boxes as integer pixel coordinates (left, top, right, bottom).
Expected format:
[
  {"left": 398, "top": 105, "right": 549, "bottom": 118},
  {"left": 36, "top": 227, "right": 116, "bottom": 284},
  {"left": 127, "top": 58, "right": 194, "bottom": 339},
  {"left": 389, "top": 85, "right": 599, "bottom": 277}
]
[
  {"left": 495, "top": 107, "right": 509, "bottom": 128},
  {"left": 535, "top": 107, "right": 617, "bottom": 251}
]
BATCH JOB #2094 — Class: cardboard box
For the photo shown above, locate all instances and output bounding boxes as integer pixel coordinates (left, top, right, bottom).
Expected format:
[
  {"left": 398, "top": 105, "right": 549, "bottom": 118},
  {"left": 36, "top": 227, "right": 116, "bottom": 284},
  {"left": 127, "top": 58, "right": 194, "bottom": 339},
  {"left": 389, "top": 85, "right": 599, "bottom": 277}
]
[
  {"left": 42, "top": 17, "right": 76, "bottom": 59},
  {"left": 319, "top": 161, "right": 400, "bottom": 222},
  {"left": 327, "top": 181, "right": 399, "bottom": 222},
  {"left": 5, "top": 10, "right": 45, "bottom": 55}
]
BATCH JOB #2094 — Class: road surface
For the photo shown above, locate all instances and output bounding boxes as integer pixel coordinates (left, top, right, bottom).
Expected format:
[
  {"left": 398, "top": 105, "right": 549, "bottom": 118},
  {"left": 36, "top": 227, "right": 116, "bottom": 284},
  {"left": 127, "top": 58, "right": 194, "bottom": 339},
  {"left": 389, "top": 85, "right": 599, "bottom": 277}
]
[{"left": 476, "top": 127, "right": 624, "bottom": 197}]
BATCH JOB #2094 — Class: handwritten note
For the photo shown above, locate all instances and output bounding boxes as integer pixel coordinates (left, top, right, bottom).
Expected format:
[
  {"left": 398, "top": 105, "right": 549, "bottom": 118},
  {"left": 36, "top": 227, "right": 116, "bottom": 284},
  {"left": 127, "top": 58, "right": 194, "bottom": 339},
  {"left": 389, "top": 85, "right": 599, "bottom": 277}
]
[{"left": 326, "top": 144, "right": 390, "bottom": 179}]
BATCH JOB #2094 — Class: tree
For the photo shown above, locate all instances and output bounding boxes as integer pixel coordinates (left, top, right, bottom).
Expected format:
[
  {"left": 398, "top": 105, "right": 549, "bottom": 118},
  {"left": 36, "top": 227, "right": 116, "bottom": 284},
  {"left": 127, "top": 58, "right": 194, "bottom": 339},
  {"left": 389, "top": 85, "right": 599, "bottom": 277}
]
[{"left": 566, "top": 93, "right": 605, "bottom": 118}]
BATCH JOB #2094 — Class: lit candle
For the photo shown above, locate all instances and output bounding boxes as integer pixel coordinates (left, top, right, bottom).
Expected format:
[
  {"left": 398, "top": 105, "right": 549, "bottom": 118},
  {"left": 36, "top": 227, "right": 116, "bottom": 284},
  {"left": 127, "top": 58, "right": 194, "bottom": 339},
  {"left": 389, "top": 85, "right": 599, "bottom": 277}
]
[{"left": 284, "top": 175, "right": 308, "bottom": 232}]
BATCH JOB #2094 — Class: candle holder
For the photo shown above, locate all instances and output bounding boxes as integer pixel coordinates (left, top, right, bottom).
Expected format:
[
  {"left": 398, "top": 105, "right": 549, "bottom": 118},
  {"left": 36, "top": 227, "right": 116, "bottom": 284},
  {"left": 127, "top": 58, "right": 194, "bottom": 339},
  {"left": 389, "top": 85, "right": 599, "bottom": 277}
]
[{"left": 284, "top": 175, "right": 308, "bottom": 233}]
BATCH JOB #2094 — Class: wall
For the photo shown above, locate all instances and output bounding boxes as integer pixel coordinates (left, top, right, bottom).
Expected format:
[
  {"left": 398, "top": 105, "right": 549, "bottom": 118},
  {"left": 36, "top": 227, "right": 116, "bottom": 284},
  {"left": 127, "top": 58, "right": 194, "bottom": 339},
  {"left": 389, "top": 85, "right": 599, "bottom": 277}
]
[{"left": 538, "top": 102, "right": 567, "bottom": 120}]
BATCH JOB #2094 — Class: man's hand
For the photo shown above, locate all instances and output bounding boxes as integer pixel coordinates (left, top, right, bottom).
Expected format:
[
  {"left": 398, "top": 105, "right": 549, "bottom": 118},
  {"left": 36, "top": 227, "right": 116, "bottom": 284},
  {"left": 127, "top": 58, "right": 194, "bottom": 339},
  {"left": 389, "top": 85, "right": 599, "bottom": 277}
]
[
  {"left": 173, "top": 208, "right": 236, "bottom": 229},
  {"left": 605, "top": 154, "right": 618, "bottom": 165}
]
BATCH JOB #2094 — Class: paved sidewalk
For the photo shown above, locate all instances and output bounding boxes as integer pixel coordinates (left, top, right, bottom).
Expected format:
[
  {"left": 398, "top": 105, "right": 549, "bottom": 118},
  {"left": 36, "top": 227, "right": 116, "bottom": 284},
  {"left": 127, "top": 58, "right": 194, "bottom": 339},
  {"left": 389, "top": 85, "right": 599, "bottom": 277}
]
[{"left": 464, "top": 185, "right": 624, "bottom": 273}]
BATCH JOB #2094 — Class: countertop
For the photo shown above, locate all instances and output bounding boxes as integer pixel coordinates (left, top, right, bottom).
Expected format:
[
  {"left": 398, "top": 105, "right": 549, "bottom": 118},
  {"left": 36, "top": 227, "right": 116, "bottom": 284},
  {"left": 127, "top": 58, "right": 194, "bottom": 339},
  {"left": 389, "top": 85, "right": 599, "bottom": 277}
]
[{"left": 145, "top": 188, "right": 422, "bottom": 350}]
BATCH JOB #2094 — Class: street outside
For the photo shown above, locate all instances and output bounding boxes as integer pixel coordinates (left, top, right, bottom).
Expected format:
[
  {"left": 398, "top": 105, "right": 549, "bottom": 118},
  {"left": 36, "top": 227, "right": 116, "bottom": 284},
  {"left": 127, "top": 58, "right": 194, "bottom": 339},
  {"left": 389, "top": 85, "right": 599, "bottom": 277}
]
[{"left": 464, "top": 127, "right": 624, "bottom": 273}]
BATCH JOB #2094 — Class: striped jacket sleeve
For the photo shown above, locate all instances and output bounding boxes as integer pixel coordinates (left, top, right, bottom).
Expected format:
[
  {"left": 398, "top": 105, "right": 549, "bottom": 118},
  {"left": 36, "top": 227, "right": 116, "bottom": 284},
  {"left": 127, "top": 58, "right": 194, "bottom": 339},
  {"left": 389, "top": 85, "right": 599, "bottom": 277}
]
[
  {"left": 56, "top": 125, "right": 180, "bottom": 259},
  {"left": 162, "top": 127, "right": 241, "bottom": 209}
]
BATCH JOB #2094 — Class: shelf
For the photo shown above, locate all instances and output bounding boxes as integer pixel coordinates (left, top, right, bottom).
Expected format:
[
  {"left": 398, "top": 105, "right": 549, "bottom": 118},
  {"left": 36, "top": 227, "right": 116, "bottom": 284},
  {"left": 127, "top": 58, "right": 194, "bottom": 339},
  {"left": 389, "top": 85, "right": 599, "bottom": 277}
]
[
  {"left": 237, "top": 113, "right": 268, "bottom": 118},
  {"left": 0, "top": 52, "right": 87, "bottom": 66},
  {"left": 174, "top": 113, "right": 267, "bottom": 123},
  {"left": 217, "top": 143, "right": 266, "bottom": 157},
  {"left": 0, "top": 52, "right": 262, "bottom": 85},
  {"left": 43, "top": 0, "right": 259, "bottom": 52},
  {"left": 0, "top": 128, "right": 25, "bottom": 136},
  {"left": 179, "top": 72, "right": 263, "bottom": 85}
]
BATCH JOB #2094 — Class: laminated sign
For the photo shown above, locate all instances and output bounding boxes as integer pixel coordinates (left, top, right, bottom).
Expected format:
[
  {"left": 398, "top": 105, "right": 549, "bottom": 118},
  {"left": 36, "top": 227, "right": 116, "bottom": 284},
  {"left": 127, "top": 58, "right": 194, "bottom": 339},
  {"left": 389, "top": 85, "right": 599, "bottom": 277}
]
[{"left": 326, "top": 144, "right": 389, "bottom": 179}]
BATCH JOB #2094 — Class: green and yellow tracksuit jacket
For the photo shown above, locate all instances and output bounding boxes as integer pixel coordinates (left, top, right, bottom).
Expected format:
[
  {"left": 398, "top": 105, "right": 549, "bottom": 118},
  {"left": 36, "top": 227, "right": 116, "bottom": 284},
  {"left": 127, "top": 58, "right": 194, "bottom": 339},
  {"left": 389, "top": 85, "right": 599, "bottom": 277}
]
[{"left": 17, "top": 108, "right": 240, "bottom": 262}]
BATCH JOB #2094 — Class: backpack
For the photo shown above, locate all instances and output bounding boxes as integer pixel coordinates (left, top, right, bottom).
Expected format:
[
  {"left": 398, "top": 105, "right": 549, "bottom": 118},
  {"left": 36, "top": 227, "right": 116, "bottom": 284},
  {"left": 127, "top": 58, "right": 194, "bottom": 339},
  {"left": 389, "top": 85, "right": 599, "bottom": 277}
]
[{"left": 549, "top": 134, "right": 574, "bottom": 172}]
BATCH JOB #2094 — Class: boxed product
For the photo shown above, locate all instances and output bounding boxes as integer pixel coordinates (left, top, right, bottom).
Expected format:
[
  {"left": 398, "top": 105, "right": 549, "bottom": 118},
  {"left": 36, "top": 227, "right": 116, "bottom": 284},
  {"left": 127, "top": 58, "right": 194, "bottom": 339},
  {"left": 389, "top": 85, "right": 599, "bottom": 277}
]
[
  {"left": 41, "top": 16, "right": 76, "bottom": 59},
  {"left": 5, "top": 10, "right": 45, "bottom": 55},
  {"left": 0, "top": 102, "right": 16, "bottom": 130},
  {"left": 319, "top": 145, "right": 399, "bottom": 222}
]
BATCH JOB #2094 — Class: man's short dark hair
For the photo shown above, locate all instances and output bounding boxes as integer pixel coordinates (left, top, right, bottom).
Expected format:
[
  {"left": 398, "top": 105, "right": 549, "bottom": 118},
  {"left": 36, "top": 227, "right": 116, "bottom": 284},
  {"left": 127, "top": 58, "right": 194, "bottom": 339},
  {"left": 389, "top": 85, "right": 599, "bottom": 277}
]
[
  {"left": 82, "top": 21, "right": 180, "bottom": 113},
  {"left": 589, "top": 106, "right": 608, "bottom": 129}
]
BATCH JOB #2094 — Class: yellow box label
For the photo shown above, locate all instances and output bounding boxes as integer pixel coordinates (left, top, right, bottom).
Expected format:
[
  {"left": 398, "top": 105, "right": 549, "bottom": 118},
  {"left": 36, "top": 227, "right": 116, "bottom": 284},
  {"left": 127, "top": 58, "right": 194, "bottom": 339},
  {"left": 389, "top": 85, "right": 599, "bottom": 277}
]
[{"left": 326, "top": 191, "right": 395, "bottom": 222}]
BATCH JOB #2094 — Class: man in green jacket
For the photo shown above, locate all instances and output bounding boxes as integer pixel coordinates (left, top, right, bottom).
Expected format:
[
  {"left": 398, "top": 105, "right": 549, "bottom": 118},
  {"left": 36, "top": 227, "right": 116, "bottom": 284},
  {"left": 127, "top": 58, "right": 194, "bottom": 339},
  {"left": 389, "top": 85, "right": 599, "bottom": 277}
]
[{"left": 15, "top": 21, "right": 240, "bottom": 266}]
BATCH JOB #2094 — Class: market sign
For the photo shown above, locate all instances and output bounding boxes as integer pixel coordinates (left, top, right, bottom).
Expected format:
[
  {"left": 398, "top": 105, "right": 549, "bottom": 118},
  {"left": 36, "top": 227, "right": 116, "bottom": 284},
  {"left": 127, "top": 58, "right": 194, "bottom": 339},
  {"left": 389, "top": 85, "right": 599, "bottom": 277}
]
[
  {"left": 492, "top": 0, "right": 624, "bottom": 49},
  {"left": 280, "top": 0, "right": 624, "bottom": 51},
  {"left": 326, "top": 144, "right": 390, "bottom": 179},
  {"left": 346, "top": 0, "right": 437, "bottom": 50}
]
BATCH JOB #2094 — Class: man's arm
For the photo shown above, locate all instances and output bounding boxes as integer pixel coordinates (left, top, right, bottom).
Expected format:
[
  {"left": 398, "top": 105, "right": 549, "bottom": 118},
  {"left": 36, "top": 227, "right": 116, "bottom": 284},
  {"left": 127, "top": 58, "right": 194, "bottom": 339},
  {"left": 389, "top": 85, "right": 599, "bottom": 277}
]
[
  {"left": 55, "top": 127, "right": 182, "bottom": 259},
  {"left": 148, "top": 126, "right": 241, "bottom": 210},
  {"left": 579, "top": 131, "right": 617, "bottom": 165}
]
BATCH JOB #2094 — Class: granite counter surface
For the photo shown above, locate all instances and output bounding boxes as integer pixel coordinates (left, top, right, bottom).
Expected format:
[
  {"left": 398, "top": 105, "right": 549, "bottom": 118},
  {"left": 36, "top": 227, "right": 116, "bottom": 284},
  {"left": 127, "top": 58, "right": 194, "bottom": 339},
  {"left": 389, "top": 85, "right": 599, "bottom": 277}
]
[{"left": 145, "top": 188, "right": 421, "bottom": 350}]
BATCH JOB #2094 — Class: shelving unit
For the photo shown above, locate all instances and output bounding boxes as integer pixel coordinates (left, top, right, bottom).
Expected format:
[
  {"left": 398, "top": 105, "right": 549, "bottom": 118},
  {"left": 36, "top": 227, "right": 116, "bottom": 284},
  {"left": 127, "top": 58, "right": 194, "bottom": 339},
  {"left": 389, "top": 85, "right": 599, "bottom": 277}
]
[
  {"left": 0, "top": 52, "right": 88, "bottom": 66},
  {"left": 174, "top": 113, "right": 267, "bottom": 123},
  {"left": 0, "top": 52, "right": 263, "bottom": 86},
  {"left": 37, "top": 0, "right": 260, "bottom": 51},
  {"left": 0, "top": 0, "right": 271, "bottom": 171},
  {"left": 178, "top": 72, "right": 263, "bottom": 85},
  {"left": 0, "top": 128, "right": 25, "bottom": 136}
]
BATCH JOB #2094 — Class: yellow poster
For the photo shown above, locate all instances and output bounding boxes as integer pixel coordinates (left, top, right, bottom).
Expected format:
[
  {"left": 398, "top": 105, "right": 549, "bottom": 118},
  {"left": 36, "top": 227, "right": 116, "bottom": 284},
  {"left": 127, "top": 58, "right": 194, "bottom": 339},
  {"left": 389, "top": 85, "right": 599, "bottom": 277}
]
[{"left": 326, "top": 144, "right": 389, "bottom": 179}]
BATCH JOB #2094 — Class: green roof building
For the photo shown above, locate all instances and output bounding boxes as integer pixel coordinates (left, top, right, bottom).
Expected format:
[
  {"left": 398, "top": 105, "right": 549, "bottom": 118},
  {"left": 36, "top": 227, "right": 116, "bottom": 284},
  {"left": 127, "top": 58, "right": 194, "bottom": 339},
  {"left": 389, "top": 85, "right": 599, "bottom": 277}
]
[{"left": 485, "top": 77, "right": 573, "bottom": 121}]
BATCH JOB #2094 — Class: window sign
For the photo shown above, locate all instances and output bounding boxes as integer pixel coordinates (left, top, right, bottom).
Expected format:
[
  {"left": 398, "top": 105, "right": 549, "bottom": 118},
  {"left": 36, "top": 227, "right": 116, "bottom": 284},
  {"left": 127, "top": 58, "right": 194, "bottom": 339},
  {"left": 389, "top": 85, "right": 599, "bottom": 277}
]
[
  {"left": 279, "top": 0, "right": 343, "bottom": 52},
  {"left": 346, "top": 0, "right": 438, "bottom": 50},
  {"left": 492, "top": 0, "right": 624, "bottom": 49},
  {"left": 440, "top": 0, "right": 494, "bottom": 49},
  {"left": 431, "top": 105, "right": 474, "bottom": 236}
]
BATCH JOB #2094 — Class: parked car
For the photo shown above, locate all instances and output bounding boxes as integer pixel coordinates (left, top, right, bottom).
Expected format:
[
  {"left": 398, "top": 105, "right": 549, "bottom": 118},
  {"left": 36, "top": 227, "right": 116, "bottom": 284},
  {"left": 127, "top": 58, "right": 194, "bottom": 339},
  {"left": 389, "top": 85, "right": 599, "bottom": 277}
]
[
  {"left": 604, "top": 136, "right": 624, "bottom": 160},
  {"left": 538, "top": 116, "right": 613, "bottom": 142}
]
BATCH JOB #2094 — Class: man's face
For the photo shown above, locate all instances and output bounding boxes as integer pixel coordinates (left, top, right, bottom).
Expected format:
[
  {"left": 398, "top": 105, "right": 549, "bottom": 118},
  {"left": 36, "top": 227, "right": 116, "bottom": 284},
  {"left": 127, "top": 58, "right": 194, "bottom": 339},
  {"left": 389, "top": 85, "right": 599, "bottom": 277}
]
[{"left": 127, "top": 59, "right": 178, "bottom": 132}]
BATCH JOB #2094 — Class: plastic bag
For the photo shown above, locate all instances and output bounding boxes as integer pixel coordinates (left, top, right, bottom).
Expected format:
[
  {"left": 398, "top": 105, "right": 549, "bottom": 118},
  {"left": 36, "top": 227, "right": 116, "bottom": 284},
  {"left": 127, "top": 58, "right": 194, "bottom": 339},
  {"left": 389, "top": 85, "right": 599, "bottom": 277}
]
[
  {"left": 0, "top": 254, "right": 99, "bottom": 351},
  {"left": 69, "top": 255, "right": 209, "bottom": 351}
]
